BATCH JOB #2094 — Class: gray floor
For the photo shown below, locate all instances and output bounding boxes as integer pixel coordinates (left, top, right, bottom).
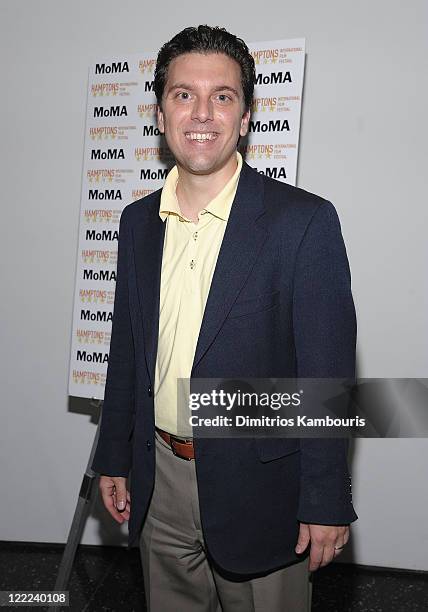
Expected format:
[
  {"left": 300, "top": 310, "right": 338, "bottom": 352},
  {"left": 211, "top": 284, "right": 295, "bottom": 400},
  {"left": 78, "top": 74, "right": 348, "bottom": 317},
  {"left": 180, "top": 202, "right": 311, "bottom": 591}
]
[{"left": 0, "top": 542, "right": 427, "bottom": 611}]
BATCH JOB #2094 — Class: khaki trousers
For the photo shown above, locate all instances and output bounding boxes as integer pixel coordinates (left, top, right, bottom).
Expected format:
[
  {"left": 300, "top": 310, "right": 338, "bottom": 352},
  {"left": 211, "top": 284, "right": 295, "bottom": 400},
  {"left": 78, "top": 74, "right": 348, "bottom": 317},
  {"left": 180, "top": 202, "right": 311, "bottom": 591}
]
[{"left": 139, "top": 432, "right": 312, "bottom": 612}]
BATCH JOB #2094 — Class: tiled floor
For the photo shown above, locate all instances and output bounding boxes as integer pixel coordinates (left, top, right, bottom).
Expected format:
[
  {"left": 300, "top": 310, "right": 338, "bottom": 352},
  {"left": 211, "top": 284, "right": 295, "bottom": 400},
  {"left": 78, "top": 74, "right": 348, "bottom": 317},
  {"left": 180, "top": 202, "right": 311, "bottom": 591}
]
[{"left": 0, "top": 542, "right": 427, "bottom": 611}]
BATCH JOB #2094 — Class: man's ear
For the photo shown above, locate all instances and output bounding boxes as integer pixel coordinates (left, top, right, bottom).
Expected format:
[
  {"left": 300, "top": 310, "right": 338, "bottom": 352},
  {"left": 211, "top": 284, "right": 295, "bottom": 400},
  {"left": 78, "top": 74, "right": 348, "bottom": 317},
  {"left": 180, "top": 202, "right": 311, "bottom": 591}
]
[
  {"left": 240, "top": 108, "right": 251, "bottom": 137},
  {"left": 157, "top": 105, "right": 165, "bottom": 134}
]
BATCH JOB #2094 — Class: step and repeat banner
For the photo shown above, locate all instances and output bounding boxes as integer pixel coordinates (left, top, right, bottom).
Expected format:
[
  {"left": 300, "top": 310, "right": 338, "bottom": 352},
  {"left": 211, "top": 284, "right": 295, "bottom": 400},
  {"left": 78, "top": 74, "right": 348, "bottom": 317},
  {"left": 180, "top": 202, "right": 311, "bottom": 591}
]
[{"left": 68, "top": 39, "right": 306, "bottom": 399}]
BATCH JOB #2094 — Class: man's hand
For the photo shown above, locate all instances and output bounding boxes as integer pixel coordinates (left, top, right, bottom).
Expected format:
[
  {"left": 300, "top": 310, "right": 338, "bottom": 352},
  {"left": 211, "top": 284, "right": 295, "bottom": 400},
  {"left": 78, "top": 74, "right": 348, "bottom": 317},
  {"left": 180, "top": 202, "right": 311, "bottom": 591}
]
[
  {"left": 99, "top": 475, "right": 131, "bottom": 524},
  {"left": 295, "top": 523, "right": 349, "bottom": 571}
]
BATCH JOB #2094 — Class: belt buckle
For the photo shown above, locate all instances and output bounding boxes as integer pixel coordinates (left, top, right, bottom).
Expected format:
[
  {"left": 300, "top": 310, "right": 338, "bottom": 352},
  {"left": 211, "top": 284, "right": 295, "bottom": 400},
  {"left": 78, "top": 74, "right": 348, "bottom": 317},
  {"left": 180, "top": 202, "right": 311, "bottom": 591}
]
[{"left": 170, "top": 434, "right": 193, "bottom": 461}]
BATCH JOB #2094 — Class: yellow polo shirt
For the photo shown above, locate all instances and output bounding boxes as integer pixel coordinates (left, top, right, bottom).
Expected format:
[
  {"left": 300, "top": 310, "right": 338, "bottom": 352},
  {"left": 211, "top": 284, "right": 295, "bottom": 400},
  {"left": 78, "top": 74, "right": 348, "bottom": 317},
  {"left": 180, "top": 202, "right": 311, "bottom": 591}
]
[{"left": 154, "top": 152, "right": 243, "bottom": 436}]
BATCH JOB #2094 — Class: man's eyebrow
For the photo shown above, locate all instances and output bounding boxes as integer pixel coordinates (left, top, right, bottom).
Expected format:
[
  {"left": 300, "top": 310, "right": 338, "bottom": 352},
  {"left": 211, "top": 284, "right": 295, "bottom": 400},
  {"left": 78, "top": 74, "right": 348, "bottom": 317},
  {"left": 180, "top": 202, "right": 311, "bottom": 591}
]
[
  {"left": 167, "top": 83, "right": 240, "bottom": 97},
  {"left": 212, "top": 85, "right": 240, "bottom": 97}
]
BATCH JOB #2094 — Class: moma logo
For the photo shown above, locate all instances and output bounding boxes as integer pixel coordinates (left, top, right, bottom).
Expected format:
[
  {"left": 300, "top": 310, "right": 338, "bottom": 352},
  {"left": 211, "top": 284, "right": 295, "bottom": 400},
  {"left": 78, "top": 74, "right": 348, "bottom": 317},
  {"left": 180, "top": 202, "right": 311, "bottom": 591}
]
[
  {"left": 249, "top": 119, "right": 290, "bottom": 133},
  {"left": 86, "top": 229, "right": 119, "bottom": 241},
  {"left": 142, "top": 125, "right": 161, "bottom": 137},
  {"left": 256, "top": 167, "right": 287, "bottom": 179},
  {"left": 88, "top": 189, "right": 122, "bottom": 200},
  {"left": 81, "top": 310, "right": 113, "bottom": 322},
  {"left": 83, "top": 269, "right": 117, "bottom": 282},
  {"left": 145, "top": 80, "right": 154, "bottom": 92},
  {"left": 255, "top": 71, "right": 292, "bottom": 85},
  {"left": 95, "top": 61, "right": 129, "bottom": 74},
  {"left": 93, "top": 106, "right": 128, "bottom": 118},
  {"left": 140, "top": 168, "right": 168, "bottom": 181},
  {"left": 91, "top": 149, "right": 125, "bottom": 160},
  {"left": 76, "top": 350, "right": 109, "bottom": 363}
]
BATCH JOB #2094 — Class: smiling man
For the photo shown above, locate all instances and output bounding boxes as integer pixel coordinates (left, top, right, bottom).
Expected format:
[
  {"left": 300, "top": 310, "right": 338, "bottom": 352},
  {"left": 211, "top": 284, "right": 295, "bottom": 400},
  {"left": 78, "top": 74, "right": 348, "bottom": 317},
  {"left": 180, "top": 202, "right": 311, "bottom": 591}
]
[
  {"left": 92, "top": 25, "right": 357, "bottom": 612},
  {"left": 156, "top": 51, "right": 250, "bottom": 224}
]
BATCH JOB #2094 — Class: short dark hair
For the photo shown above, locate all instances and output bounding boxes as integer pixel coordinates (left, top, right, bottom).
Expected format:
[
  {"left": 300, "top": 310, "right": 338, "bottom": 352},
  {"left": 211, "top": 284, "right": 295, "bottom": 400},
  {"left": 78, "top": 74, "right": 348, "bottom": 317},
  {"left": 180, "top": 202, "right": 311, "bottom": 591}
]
[{"left": 154, "top": 25, "right": 256, "bottom": 111}]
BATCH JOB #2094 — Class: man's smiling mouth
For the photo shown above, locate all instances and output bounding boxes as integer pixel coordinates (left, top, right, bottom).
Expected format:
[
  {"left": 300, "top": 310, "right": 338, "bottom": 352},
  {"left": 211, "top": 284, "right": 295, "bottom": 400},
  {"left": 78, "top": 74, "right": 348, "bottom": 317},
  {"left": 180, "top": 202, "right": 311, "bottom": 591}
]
[{"left": 185, "top": 132, "right": 218, "bottom": 141}]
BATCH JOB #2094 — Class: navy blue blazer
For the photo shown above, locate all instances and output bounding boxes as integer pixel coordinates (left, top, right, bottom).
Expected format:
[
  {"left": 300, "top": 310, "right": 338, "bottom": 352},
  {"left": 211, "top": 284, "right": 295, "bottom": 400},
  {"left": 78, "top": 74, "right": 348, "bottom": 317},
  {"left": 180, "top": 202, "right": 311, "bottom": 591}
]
[{"left": 92, "top": 161, "right": 357, "bottom": 575}]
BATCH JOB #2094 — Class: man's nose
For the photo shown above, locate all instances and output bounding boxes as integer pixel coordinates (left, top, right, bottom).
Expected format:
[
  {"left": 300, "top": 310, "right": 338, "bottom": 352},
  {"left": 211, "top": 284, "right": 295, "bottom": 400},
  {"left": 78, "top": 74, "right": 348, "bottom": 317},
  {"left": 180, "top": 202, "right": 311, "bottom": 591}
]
[{"left": 191, "top": 97, "right": 213, "bottom": 122}]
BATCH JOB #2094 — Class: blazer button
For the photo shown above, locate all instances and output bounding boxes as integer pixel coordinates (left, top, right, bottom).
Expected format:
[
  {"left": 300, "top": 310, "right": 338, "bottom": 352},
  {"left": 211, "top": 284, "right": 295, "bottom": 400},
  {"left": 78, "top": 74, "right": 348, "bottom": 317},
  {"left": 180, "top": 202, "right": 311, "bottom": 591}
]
[
  {"left": 146, "top": 440, "right": 152, "bottom": 450},
  {"left": 148, "top": 385, "right": 152, "bottom": 397}
]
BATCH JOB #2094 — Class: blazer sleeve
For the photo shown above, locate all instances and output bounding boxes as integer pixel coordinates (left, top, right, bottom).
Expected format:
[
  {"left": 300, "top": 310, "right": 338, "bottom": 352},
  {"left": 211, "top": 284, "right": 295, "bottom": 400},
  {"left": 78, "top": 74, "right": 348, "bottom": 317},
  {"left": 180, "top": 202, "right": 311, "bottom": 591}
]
[
  {"left": 293, "top": 200, "right": 358, "bottom": 525},
  {"left": 91, "top": 207, "right": 136, "bottom": 477}
]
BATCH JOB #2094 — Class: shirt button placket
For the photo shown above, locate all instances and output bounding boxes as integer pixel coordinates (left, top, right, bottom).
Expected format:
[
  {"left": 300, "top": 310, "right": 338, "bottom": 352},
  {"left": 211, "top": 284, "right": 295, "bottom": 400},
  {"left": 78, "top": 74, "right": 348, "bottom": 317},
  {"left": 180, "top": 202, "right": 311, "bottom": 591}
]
[{"left": 188, "top": 225, "right": 198, "bottom": 292}]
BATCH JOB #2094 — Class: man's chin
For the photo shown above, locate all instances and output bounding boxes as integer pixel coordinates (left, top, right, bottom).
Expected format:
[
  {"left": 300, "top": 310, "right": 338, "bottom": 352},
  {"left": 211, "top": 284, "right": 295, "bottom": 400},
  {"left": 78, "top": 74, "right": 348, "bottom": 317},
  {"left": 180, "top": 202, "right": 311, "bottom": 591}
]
[
  {"left": 178, "top": 159, "right": 220, "bottom": 176},
  {"left": 176, "top": 154, "right": 236, "bottom": 177}
]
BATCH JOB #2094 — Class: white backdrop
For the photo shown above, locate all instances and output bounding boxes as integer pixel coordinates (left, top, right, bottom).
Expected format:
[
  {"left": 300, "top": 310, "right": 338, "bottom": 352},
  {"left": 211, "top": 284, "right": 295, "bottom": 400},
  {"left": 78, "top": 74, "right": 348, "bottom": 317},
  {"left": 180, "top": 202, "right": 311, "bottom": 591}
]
[
  {"left": 68, "top": 41, "right": 306, "bottom": 398},
  {"left": 1, "top": 0, "right": 427, "bottom": 571}
]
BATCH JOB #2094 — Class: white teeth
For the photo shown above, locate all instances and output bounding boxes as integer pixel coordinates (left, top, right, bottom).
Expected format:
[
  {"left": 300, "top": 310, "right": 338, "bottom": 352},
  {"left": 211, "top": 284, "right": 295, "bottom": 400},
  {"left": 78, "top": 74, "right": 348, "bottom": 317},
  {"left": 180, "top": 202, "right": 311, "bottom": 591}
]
[{"left": 186, "top": 132, "right": 217, "bottom": 141}]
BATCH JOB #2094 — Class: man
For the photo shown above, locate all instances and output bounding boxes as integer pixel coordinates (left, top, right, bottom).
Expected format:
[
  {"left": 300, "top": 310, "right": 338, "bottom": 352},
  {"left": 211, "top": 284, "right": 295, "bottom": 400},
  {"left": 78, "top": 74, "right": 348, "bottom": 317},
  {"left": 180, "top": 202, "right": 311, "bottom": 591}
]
[{"left": 92, "top": 25, "right": 357, "bottom": 611}]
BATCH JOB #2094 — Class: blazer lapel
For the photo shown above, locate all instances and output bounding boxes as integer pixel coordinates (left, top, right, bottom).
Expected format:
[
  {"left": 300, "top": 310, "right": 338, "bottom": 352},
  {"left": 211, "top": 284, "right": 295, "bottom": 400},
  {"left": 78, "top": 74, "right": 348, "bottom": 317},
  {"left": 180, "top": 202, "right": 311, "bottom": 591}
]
[
  {"left": 131, "top": 194, "right": 165, "bottom": 381},
  {"left": 130, "top": 163, "right": 268, "bottom": 380},
  {"left": 191, "top": 163, "right": 268, "bottom": 373}
]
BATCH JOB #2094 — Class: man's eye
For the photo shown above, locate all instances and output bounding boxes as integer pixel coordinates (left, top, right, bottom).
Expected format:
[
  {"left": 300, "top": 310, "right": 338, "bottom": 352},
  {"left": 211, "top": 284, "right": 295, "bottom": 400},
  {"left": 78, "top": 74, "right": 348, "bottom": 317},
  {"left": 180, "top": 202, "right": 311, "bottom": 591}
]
[
  {"left": 217, "top": 94, "right": 230, "bottom": 102},
  {"left": 178, "top": 92, "right": 190, "bottom": 100}
]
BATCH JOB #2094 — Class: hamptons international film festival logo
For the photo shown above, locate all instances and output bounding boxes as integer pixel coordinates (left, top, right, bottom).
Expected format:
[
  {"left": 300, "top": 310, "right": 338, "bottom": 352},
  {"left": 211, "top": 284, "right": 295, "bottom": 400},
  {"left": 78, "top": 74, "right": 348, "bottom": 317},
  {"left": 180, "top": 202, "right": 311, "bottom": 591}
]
[
  {"left": 86, "top": 168, "right": 134, "bottom": 184},
  {"left": 91, "top": 81, "right": 139, "bottom": 97},
  {"left": 251, "top": 45, "right": 303, "bottom": 66},
  {"left": 240, "top": 143, "right": 294, "bottom": 161},
  {"left": 138, "top": 58, "right": 156, "bottom": 74},
  {"left": 137, "top": 102, "right": 157, "bottom": 119},
  {"left": 251, "top": 95, "right": 300, "bottom": 114},
  {"left": 134, "top": 146, "right": 174, "bottom": 163},
  {"left": 135, "top": 146, "right": 162, "bottom": 162},
  {"left": 131, "top": 188, "right": 156, "bottom": 200},
  {"left": 79, "top": 288, "right": 115, "bottom": 305},
  {"left": 72, "top": 369, "right": 107, "bottom": 386},
  {"left": 76, "top": 328, "right": 111, "bottom": 346},
  {"left": 84, "top": 208, "right": 121, "bottom": 224},
  {"left": 81, "top": 248, "right": 117, "bottom": 266},
  {"left": 89, "top": 125, "right": 137, "bottom": 141}
]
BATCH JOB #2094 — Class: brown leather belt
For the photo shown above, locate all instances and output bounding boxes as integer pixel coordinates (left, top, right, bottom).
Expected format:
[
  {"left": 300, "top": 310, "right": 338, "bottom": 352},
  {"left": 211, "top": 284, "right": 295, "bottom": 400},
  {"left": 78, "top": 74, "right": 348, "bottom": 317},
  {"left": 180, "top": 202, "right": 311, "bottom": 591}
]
[{"left": 156, "top": 428, "right": 195, "bottom": 460}]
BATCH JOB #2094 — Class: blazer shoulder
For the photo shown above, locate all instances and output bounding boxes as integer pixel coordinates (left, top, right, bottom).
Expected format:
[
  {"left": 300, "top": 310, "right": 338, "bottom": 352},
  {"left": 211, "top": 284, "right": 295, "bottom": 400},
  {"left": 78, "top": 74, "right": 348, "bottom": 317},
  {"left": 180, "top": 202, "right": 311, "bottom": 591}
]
[
  {"left": 248, "top": 169, "right": 343, "bottom": 240},
  {"left": 260, "top": 171, "right": 331, "bottom": 215}
]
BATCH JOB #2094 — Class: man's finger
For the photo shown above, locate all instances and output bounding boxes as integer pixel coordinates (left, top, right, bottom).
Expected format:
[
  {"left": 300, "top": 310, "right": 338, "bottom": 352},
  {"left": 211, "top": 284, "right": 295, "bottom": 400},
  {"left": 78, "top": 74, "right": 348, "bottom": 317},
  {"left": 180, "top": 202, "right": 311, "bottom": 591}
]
[
  {"left": 99, "top": 476, "right": 129, "bottom": 524},
  {"left": 115, "top": 498, "right": 131, "bottom": 520},
  {"left": 101, "top": 490, "right": 126, "bottom": 523},
  {"left": 295, "top": 523, "right": 310, "bottom": 554},
  {"left": 114, "top": 502, "right": 130, "bottom": 521},
  {"left": 113, "top": 479, "right": 128, "bottom": 512},
  {"left": 321, "top": 550, "right": 335, "bottom": 568},
  {"left": 333, "top": 538, "right": 346, "bottom": 557},
  {"left": 309, "top": 543, "right": 324, "bottom": 572},
  {"left": 320, "top": 545, "right": 335, "bottom": 568},
  {"left": 343, "top": 528, "right": 350, "bottom": 545}
]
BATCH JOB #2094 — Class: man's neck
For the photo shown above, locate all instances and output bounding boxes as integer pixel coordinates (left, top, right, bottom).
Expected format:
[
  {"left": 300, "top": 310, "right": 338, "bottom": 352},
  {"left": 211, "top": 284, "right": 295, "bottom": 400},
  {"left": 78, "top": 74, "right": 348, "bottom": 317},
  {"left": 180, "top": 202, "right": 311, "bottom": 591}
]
[{"left": 175, "top": 155, "right": 238, "bottom": 223}]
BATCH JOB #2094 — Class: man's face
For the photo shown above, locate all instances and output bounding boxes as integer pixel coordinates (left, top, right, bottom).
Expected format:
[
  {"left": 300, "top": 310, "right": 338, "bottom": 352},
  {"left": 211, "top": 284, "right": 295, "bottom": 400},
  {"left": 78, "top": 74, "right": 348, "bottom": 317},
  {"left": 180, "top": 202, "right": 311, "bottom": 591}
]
[{"left": 157, "top": 52, "right": 250, "bottom": 176}]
